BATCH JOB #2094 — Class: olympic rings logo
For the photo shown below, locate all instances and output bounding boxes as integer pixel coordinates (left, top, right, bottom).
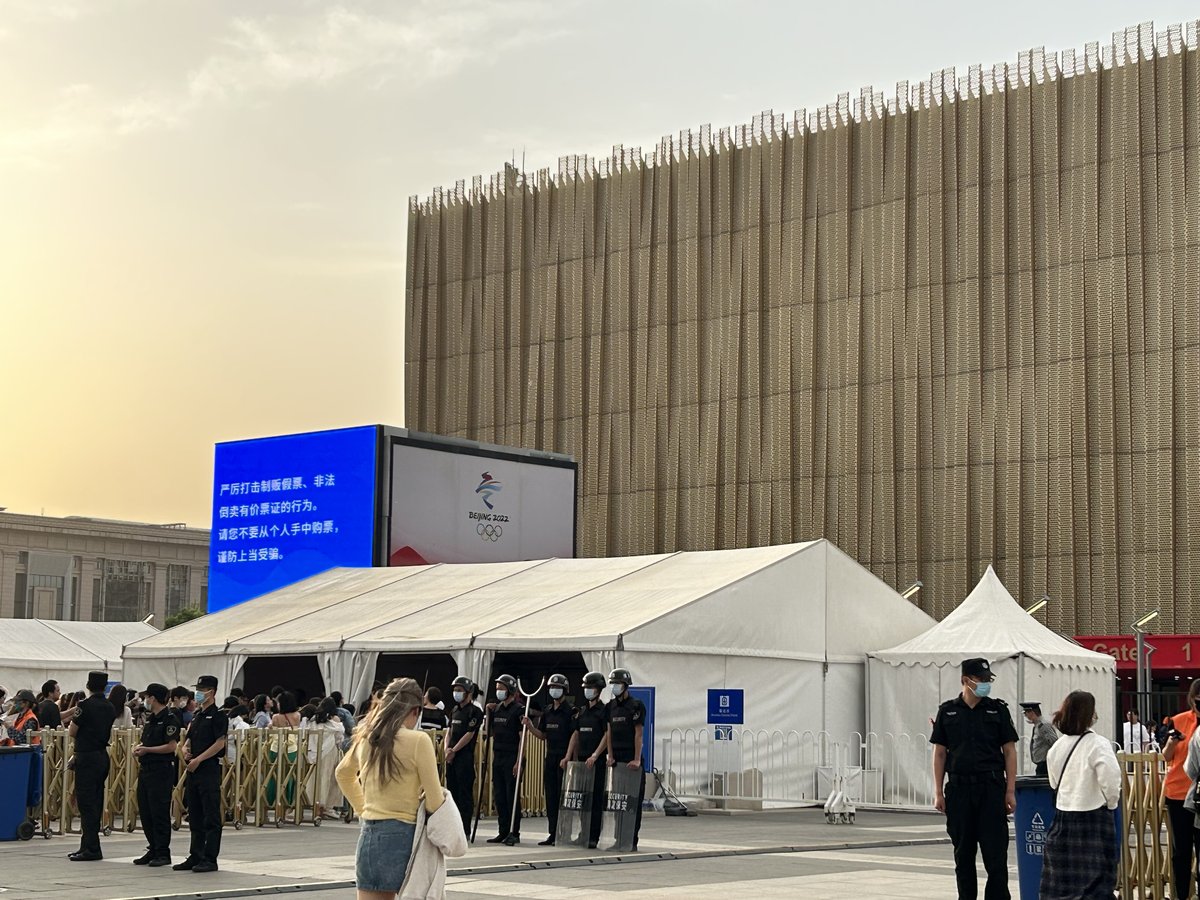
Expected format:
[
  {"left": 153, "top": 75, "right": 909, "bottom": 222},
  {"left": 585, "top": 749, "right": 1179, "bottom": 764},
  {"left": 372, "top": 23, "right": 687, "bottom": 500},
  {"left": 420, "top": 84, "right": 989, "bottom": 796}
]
[{"left": 477, "top": 523, "right": 503, "bottom": 541}]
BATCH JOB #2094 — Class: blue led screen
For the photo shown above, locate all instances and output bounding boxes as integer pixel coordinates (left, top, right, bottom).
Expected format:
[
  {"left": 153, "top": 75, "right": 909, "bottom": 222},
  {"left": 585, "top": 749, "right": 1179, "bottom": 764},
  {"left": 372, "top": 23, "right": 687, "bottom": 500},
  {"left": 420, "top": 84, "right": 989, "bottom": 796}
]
[{"left": 208, "top": 426, "right": 378, "bottom": 612}]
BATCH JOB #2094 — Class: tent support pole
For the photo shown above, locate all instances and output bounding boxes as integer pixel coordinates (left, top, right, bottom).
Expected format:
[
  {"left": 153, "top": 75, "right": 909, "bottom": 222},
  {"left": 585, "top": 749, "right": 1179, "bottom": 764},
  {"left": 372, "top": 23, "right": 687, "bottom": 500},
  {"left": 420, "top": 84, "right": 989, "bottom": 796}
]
[{"left": 1016, "top": 655, "right": 1025, "bottom": 775}]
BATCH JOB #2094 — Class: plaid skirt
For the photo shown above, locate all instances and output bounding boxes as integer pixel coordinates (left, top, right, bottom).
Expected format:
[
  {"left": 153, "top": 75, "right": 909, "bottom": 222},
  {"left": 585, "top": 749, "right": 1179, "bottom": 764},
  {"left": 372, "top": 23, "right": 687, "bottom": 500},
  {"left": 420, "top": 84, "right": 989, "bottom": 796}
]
[{"left": 1039, "top": 806, "right": 1119, "bottom": 899}]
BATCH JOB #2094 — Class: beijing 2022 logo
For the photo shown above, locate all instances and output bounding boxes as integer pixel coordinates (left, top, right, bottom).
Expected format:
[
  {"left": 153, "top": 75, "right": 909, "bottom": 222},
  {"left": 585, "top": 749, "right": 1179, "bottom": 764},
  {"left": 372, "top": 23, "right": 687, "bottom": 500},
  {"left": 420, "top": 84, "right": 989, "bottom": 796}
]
[{"left": 471, "top": 472, "right": 508, "bottom": 541}]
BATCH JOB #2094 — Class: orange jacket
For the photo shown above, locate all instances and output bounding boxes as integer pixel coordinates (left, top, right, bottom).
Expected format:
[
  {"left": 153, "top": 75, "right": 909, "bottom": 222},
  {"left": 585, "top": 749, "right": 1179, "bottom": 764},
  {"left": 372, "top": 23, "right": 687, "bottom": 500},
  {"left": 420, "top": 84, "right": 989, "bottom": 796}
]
[
  {"left": 1, "top": 708, "right": 41, "bottom": 747},
  {"left": 1164, "top": 710, "right": 1197, "bottom": 800}
]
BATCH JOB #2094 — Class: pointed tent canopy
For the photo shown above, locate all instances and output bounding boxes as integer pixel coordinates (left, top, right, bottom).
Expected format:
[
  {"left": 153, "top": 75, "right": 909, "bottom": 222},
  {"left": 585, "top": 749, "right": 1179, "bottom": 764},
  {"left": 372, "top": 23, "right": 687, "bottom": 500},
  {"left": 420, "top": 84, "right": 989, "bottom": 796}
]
[
  {"left": 0, "top": 618, "right": 156, "bottom": 693},
  {"left": 870, "top": 565, "right": 1115, "bottom": 670}
]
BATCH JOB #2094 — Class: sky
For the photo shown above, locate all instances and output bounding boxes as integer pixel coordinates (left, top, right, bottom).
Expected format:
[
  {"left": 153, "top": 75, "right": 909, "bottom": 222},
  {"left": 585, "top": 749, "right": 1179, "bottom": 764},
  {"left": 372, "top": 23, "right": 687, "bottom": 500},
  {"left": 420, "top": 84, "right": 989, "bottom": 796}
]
[{"left": 2, "top": 0, "right": 1196, "bottom": 528}]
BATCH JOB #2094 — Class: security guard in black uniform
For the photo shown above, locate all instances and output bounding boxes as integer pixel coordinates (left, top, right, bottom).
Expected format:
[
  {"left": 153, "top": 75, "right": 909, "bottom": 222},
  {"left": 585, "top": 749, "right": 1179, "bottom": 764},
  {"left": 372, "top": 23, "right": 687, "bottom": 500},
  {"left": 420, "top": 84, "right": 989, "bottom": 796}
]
[
  {"left": 931, "top": 657, "right": 1018, "bottom": 900},
  {"left": 605, "top": 667, "right": 646, "bottom": 852},
  {"left": 176, "top": 675, "right": 228, "bottom": 874},
  {"left": 567, "top": 671, "right": 609, "bottom": 849},
  {"left": 68, "top": 670, "right": 117, "bottom": 861},
  {"left": 486, "top": 674, "right": 526, "bottom": 845},
  {"left": 444, "top": 676, "right": 482, "bottom": 833},
  {"left": 132, "top": 683, "right": 181, "bottom": 866},
  {"left": 522, "top": 673, "right": 573, "bottom": 845}
]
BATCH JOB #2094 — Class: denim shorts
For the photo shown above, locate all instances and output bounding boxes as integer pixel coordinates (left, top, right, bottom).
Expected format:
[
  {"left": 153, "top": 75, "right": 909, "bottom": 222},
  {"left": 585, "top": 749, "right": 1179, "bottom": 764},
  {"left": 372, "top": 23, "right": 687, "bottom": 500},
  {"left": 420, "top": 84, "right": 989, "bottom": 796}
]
[{"left": 356, "top": 818, "right": 416, "bottom": 892}]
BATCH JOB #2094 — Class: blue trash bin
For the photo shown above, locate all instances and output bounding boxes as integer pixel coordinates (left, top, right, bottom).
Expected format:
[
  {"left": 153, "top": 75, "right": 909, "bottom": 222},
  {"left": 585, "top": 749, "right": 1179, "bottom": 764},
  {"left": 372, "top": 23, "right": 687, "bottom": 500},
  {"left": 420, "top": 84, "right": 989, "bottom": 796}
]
[
  {"left": 0, "top": 747, "right": 36, "bottom": 841},
  {"left": 1014, "top": 774, "right": 1124, "bottom": 899}
]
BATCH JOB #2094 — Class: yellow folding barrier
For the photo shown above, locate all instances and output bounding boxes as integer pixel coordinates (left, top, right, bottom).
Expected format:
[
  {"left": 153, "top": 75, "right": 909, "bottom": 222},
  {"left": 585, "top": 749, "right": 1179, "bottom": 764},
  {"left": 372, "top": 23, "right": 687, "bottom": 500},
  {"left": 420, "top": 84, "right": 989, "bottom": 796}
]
[{"left": 1117, "top": 751, "right": 1170, "bottom": 900}]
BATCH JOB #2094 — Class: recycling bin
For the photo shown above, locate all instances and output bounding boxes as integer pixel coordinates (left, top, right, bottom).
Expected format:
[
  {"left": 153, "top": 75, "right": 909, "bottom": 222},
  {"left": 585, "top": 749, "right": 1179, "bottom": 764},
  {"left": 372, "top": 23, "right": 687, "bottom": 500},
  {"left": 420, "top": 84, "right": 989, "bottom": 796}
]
[{"left": 0, "top": 747, "right": 36, "bottom": 841}]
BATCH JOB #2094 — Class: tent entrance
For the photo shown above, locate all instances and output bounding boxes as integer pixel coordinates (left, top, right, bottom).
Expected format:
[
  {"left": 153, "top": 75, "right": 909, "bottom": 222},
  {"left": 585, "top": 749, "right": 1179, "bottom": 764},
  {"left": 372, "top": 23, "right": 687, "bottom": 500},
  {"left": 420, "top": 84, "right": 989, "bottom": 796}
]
[
  {"left": 242, "top": 655, "right": 324, "bottom": 704},
  {"left": 488, "top": 652, "right": 588, "bottom": 705},
  {"left": 374, "top": 653, "right": 458, "bottom": 699}
]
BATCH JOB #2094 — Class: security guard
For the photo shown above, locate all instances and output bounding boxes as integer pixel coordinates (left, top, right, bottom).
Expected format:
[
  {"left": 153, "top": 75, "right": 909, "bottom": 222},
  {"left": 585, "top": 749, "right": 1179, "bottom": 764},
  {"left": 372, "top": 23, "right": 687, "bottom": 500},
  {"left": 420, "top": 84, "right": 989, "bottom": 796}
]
[
  {"left": 566, "top": 671, "right": 609, "bottom": 849},
  {"left": 132, "top": 683, "right": 181, "bottom": 866},
  {"left": 931, "top": 658, "right": 1017, "bottom": 900},
  {"left": 175, "top": 675, "right": 227, "bottom": 874},
  {"left": 68, "top": 671, "right": 116, "bottom": 861},
  {"left": 444, "top": 676, "right": 482, "bottom": 832},
  {"left": 1018, "top": 701, "right": 1058, "bottom": 777},
  {"left": 605, "top": 668, "right": 646, "bottom": 852},
  {"left": 522, "top": 673, "right": 574, "bottom": 845},
  {"left": 486, "top": 674, "right": 525, "bottom": 845}
]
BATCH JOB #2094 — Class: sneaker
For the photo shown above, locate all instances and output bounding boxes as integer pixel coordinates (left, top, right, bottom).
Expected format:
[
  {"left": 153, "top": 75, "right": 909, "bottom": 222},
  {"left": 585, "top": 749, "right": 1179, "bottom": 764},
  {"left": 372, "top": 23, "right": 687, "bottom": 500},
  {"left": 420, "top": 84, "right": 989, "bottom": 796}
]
[
  {"left": 537, "top": 837, "right": 555, "bottom": 846},
  {"left": 192, "top": 861, "right": 218, "bottom": 873},
  {"left": 133, "top": 852, "right": 155, "bottom": 866},
  {"left": 172, "top": 858, "right": 197, "bottom": 871},
  {"left": 148, "top": 857, "right": 172, "bottom": 868},
  {"left": 485, "top": 835, "right": 507, "bottom": 844}
]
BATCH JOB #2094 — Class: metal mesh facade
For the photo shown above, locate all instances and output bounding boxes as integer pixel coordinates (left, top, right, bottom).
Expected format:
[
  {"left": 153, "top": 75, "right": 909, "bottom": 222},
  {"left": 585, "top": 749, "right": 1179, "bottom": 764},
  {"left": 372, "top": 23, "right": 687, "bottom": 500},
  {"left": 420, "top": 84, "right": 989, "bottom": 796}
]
[{"left": 405, "top": 22, "right": 1200, "bottom": 631}]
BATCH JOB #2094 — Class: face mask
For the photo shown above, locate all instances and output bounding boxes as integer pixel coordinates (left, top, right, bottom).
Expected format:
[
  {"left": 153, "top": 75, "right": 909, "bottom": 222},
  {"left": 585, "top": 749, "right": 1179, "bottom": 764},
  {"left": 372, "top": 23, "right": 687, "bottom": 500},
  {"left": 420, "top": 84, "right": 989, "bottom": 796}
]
[
  {"left": 971, "top": 681, "right": 992, "bottom": 698},
  {"left": 549, "top": 688, "right": 564, "bottom": 700},
  {"left": 194, "top": 690, "right": 207, "bottom": 705},
  {"left": 453, "top": 691, "right": 465, "bottom": 703},
  {"left": 496, "top": 690, "right": 508, "bottom": 701},
  {"left": 610, "top": 683, "right": 625, "bottom": 697},
  {"left": 584, "top": 688, "right": 598, "bottom": 701}
]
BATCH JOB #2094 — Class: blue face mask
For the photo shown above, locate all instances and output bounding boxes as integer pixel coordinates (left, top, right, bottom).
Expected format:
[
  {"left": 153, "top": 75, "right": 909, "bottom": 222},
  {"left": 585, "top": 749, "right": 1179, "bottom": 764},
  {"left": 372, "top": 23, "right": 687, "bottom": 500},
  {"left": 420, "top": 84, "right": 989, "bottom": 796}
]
[
  {"left": 610, "top": 683, "right": 625, "bottom": 697},
  {"left": 972, "top": 681, "right": 992, "bottom": 698},
  {"left": 496, "top": 690, "right": 508, "bottom": 702},
  {"left": 194, "top": 690, "right": 207, "bottom": 704}
]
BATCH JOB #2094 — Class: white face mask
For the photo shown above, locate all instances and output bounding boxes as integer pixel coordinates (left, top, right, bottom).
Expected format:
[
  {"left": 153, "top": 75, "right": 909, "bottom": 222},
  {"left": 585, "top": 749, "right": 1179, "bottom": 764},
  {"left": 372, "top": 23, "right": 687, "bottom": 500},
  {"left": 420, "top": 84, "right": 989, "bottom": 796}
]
[
  {"left": 583, "top": 688, "right": 598, "bottom": 701},
  {"left": 549, "top": 688, "right": 564, "bottom": 700},
  {"left": 453, "top": 691, "right": 465, "bottom": 704},
  {"left": 496, "top": 689, "right": 508, "bottom": 701},
  {"left": 610, "top": 683, "right": 625, "bottom": 697}
]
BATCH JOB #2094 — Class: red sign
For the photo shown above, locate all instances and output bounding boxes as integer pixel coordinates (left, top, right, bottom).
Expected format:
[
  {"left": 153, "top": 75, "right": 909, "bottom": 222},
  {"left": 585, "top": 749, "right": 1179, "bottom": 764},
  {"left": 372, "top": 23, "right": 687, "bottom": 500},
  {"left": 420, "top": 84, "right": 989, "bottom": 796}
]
[{"left": 1076, "top": 635, "right": 1200, "bottom": 671}]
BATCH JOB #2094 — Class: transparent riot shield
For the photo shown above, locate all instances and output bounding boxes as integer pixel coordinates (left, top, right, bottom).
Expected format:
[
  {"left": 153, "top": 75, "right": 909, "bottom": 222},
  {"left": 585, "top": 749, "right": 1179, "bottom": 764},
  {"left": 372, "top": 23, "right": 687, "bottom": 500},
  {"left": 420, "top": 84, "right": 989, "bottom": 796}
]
[
  {"left": 599, "top": 763, "right": 642, "bottom": 852},
  {"left": 555, "top": 761, "right": 594, "bottom": 847}
]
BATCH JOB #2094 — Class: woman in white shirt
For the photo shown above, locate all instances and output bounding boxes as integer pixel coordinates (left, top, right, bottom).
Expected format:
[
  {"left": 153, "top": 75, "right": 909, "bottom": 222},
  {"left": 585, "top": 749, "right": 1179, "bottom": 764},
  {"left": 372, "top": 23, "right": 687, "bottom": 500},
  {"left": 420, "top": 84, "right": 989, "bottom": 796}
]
[{"left": 1039, "top": 690, "right": 1122, "bottom": 899}]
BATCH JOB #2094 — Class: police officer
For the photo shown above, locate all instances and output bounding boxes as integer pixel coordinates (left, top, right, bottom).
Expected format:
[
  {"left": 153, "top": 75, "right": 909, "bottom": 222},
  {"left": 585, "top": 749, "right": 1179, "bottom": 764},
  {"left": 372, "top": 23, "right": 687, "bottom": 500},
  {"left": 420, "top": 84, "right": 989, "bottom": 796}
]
[
  {"left": 931, "top": 658, "right": 1017, "bottom": 900},
  {"left": 566, "top": 671, "right": 609, "bottom": 849},
  {"left": 486, "top": 674, "right": 526, "bottom": 845},
  {"left": 605, "top": 668, "right": 646, "bottom": 852},
  {"left": 444, "top": 676, "right": 482, "bottom": 833},
  {"left": 68, "top": 671, "right": 116, "bottom": 861},
  {"left": 175, "top": 675, "right": 228, "bottom": 874},
  {"left": 132, "top": 683, "right": 181, "bottom": 867},
  {"left": 522, "top": 673, "right": 573, "bottom": 846},
  {"left": 1018, "top": 701, "right": 1058, "bottom": 777}
]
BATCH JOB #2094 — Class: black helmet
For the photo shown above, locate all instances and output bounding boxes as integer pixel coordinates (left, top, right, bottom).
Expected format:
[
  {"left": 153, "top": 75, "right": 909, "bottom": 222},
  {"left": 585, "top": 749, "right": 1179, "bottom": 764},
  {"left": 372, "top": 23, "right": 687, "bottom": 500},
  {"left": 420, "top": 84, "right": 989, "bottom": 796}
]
[
  {"left": 451, "top": 676, "right": 473, "bottom": 691},
  {"left": 608, "top": 668, "right": 632, "bottom": 686},
  {"left": 547, "top": 673, "right": 569, "bottom": 690},
  {"left": 582, "top": 671, "right": 606, "bottom": 690},
  {"left": 495, "top": 674, "right": 517, "bottom": 693}
]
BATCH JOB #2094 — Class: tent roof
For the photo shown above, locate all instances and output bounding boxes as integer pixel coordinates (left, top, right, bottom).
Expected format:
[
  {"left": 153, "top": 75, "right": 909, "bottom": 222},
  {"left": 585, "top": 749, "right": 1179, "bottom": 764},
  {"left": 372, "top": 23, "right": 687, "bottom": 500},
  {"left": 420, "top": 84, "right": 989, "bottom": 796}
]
[
  {"left": 125, "top": 541, "right": 936, "bottom": 663},
  {"left": 869, "top": 565, "right": 1116, "bottom": 670},
  {"left": 0, "top": 618, "right": 156, "bottom": 669}
]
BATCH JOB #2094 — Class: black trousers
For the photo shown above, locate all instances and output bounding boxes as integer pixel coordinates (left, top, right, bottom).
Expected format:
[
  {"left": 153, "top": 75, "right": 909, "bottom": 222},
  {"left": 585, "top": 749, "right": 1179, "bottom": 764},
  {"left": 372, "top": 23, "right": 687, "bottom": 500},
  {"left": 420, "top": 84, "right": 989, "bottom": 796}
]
[
  {"left": 447, "top": 752, "right": 475, "bottom": 833},
  {"left": 944, "top": 774, "right": 1010, "bottom": 900},
  {"left": 138, "top": 764, "right": 174, "bottom": 858},
  {"left": 75, "top": 750, "right": 110, "bottom": 855},
  {"left": 1166, "top": 797, "right": 1200, "bottom": 898},
  {"left": 544, "top": 750, "right": 566, "bottom": 836},
  {"left": 587, "top": 760, "right": 605, "bottom": 844},
  {"left": 186, "top": 764, "right": 223, "bottom": 864},
  {"left": 611, "top": 753, "right": 646, "bottom": 848},
  {"left": 492, "top": 753, "right": 520, "bottom": 838}
]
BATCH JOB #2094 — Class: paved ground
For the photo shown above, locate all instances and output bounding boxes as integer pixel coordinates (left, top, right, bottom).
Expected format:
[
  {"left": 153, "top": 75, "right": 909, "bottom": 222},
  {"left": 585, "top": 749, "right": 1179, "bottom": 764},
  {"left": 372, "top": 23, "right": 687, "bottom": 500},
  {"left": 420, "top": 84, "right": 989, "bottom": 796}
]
[{"left": 0, "top": 808, "right": 1013, "bottom": 900}]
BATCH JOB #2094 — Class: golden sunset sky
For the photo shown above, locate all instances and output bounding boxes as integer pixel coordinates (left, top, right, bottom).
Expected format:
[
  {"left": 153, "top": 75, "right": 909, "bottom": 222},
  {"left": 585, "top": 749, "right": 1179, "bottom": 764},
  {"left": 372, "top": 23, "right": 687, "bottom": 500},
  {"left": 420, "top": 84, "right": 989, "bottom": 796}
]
[{"left": 2, "top": 0, "right": 1193, "bottom": 527}]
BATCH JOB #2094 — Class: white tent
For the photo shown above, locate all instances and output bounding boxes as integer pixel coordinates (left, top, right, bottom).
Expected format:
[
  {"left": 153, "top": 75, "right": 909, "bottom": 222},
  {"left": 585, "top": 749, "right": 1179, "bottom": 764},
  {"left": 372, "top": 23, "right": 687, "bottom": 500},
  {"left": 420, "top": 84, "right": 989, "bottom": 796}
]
[
  {"left": 0, "top": 619, "right": 156, "bottom": 695},
  {"left": 124, "top": 541, "right": 934, "bottom": 752},
  {"left": 866, "top": 565, "right": 1117, "bottom": 803}
]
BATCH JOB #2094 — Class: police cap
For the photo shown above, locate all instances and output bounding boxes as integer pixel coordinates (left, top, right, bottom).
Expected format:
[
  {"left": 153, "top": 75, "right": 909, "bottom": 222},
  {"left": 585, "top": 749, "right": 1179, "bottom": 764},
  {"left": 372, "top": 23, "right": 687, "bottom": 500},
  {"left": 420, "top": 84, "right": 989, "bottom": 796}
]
[{"left": 960, "top": 658, "right": 994, "bottom": 681}]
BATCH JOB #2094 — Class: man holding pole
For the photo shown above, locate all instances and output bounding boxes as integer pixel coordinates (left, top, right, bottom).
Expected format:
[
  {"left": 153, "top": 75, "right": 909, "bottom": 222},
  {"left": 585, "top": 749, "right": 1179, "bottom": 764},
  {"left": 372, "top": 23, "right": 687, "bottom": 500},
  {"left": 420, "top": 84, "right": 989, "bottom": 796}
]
[{"left": 485, "top": 674, "right": 525, "bottom": 845}]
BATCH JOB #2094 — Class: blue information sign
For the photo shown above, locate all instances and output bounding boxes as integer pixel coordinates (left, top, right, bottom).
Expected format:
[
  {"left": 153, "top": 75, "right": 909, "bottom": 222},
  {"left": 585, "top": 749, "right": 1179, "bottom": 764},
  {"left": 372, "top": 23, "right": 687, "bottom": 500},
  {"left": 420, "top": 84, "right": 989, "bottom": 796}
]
[
  {"left": 628, "top": 685, "right": 655, "bottom": 771},
  {"left": 208, "top": 426, "right": 379, "bottom": 612},
  {"left": 707, "top": 689, "right": 744, "bottom": 725}
]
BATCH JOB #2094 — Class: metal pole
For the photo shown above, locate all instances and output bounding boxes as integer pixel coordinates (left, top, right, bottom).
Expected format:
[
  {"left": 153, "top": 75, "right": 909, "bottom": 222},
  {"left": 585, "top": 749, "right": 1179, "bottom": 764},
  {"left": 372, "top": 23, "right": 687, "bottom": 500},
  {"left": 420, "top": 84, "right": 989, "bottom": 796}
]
[{"left": 1135, "top": 630, "right": 1146, "bottom": 742}]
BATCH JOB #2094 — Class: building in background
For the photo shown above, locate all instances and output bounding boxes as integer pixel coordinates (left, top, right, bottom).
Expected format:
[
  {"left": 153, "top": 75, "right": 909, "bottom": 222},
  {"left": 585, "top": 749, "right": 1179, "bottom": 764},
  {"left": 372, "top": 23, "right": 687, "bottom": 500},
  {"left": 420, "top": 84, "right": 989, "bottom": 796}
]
[
  {"left": 404, "top": 21, "right": 1200, "bottom": 633},
  {"left": 0, "top": 511, "right": 209, "bottom": 625}
]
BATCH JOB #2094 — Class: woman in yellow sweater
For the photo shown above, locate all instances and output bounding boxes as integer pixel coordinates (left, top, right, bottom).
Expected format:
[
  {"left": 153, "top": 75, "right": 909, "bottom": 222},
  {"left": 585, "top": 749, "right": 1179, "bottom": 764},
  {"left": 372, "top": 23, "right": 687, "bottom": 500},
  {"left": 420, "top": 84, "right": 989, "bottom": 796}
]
[{"left": 336, "top": 677, "right": 444, "bottom": 899}]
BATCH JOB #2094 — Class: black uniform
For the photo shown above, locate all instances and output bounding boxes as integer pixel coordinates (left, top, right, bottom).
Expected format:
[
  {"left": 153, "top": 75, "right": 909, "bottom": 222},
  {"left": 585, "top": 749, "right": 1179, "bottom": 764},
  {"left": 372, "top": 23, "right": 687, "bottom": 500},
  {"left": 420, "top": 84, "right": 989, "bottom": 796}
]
[
  {"left": 573, "top": 700, "right": 608, "bottom": 845},
  {"left": 446, "top": 701, "right": 482, "bottom": 832},
  {"left": 185, "top": 705, "right": 228, "bottom": 866},
  {"left": 931, "top": 695, "right": 1018, "bottom": 900},
  {"left": 539, "top": 701, "right": 574, "bottom": 837},
  {"left": 488, "top": 700, "right": 525, "bottom": 839},
  {"left": 606, "top": 693, "right": 647, "bottom": 848},
  {"left": 73, "top": 694, "right": 116, "bottom": 857},
  {"left": 138, "top": 707, "right": 181, "bottom": 861},
  {"left": 420, "top": 707, "right": 447, "bottom": 730}
]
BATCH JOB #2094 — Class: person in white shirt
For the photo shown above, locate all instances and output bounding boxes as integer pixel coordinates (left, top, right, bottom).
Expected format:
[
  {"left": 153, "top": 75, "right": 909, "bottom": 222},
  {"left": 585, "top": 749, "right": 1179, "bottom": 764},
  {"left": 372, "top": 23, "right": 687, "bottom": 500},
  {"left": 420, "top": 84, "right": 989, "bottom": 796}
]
[
  {"left": 1039, "top": 690, "right": 1121, "bottom": 899},
  {"left": 225, "top": 704, "right": 253, "bottom": 768},
  {"left": 1122, "top": 709, "right": 1156, "bottom": 753}
]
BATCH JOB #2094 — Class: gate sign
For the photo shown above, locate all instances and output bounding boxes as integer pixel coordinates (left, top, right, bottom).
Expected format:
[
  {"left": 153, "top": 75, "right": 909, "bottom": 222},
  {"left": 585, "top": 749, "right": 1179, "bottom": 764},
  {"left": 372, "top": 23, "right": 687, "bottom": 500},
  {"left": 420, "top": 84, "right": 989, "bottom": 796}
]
[{"left": 708, "top": 689, "right": 744, "bottom": 725}]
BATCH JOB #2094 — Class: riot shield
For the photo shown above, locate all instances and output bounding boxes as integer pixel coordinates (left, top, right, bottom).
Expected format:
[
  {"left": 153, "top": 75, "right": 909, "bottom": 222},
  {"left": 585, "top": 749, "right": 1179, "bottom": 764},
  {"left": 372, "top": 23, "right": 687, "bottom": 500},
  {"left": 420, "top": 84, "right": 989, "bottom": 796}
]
[
  {"left": 555, "top": 761, "right": 593, "bottom": 847},
  {"left": 599, "top": 763, "right": 642, "bottom": 852}
]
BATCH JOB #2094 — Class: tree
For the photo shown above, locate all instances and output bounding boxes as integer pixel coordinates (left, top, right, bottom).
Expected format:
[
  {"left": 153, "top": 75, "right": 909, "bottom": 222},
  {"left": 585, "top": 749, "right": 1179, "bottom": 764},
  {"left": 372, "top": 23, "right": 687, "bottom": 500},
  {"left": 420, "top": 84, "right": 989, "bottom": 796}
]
[{"left": 165, "top": 606, "right": 205, "bottom": 629}]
